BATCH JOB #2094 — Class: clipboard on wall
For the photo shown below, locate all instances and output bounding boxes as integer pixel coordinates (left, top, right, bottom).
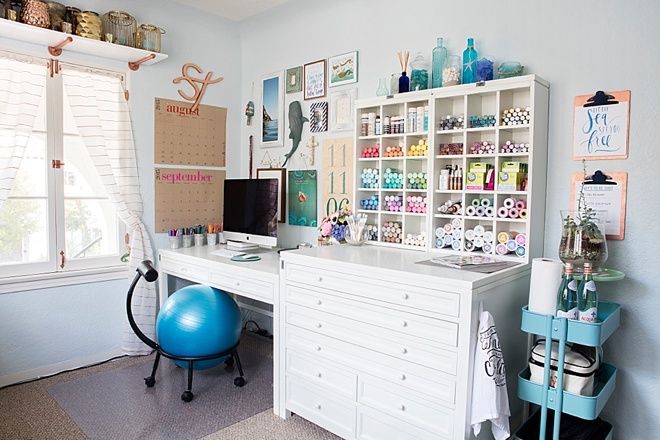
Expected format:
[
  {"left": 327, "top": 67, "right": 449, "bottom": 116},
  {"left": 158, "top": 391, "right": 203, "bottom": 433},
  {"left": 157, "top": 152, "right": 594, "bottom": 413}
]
[{"left": 570, "top": 170, "right": 627, "bottom": 240}]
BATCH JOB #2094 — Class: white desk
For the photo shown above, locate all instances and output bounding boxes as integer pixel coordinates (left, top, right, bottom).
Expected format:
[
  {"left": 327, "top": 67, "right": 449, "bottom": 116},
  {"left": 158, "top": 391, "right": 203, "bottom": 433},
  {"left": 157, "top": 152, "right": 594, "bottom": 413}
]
[{"left": 157, "top": 244, "right": 285, "bottom": 417}]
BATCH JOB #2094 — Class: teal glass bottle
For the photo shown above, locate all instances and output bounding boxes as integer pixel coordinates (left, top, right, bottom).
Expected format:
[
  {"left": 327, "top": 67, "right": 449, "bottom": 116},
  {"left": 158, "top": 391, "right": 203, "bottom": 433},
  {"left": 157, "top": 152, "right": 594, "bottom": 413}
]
[
  {"left": 432, "top": 37, "right": 447, "bottom": 88},
  {"left": 462, "top": 38, "right": 478, "bottom": 84}
]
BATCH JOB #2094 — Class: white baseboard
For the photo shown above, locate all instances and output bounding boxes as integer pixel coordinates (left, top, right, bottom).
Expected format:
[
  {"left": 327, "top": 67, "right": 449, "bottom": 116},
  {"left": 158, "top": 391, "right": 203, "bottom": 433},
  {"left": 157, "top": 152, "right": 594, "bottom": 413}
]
[{"left": 0, "top": 347, "right": 125, "bottom": 388}]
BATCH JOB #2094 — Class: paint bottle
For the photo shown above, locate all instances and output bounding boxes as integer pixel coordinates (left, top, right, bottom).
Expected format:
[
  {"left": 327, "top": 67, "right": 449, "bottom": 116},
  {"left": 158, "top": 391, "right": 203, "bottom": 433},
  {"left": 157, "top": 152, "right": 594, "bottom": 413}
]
[{"left": 375, "top": 115, "right": 382, "bottom": 135}]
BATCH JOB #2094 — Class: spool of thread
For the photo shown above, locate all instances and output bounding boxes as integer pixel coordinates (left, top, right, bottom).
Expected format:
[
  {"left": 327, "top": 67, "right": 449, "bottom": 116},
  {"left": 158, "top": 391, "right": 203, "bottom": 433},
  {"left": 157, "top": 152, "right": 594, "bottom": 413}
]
[
  {"left": 483, "top": 231, "right": 494, "bottom": 243},
  {"left": 482, "top": 242, "right": 493, "bottom": 254},
  {"left": 466, "top": 205, "right": 477, "bottom": 217},
  {"left": 515, "top": 199, "right": 527, "bottom": 210},
  {"left": 480, "top": 198, "right": 492, "bottom": 207},
  {"left": 451, "top": 218, "right": 462, "bottom": 230},
  {"left": 497, "top": 231, "right": 510, "bottom": 244},
  {"left": 515, "top": 233, "right": 527, "bottom": 246},
  {"left": 503, "top": 198, "right": 516, "bottom": 209},
  {"left": 508, "top": 207, "right": 519, "bottom": 218},
  {"left": 475, "top": 206, "right": 486, "bottom": 217},
  {"left": 497, "top": 207, "right": 509, "bottom": 218},
  {"left": 465, "top": 229, "right": 476, "bottom": 241},
  {"left": 452, "top": 239, "right": 462, "bottom": 251},
  {"left": 474, "top": 225, "right": 486, "bottom": 237},
  {"left": 506, "top": 239, "right": 517, "bottom": 251},
  {"left": 496, "top": 243, "right": 508, "bottom": 255},
  {"left": 472, "top": 198, "right": 481, "bottom": 207},
  {"left": 516, "top": 246, "right": 526, "bottom": 257},
  {"left": 519, "top": 208, "right": 528, "bottom": 219},
  {"left": 485, "top": 207, "right": 495, "bottom": 217}
]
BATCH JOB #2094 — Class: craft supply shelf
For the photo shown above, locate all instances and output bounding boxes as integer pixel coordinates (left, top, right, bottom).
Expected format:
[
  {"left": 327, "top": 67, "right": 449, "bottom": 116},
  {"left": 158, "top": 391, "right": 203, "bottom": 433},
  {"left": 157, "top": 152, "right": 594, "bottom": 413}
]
[
  {"left": 0, "top": 18, "right": 167, "bottom": 69},
  {"left": 516, "top": 300, "right": 621, "bottom": 440},
  {"left": 354, "top": 75, "right": 549, "bottom": 263}
]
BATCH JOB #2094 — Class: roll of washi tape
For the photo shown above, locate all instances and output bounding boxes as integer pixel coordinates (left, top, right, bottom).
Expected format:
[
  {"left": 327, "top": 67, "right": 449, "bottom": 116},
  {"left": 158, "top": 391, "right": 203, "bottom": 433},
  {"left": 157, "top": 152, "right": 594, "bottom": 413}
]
[
  {"left": 506, "top": 239, "right": 517, "bottom": 252},
  {"left": 515, "top": 246, "right": 526, "bottom": 257},
  {"left": 475, "top": 206, "right": 486, "bottom": 217},
  {"left": 464, "top": 240, "right": 475, "bottom": 252},
  {"left": 480, "top": 198, "right": 492, "bottom": 207},
  {"left": 496, "top": 243, "right": 508, "bottom": 255},
  {"left": 474, "top": 236, "right": 484, "bottom": 248},
  {"left": 465, "top": 229, "right": 476, "bottom": 241},
  {"left": 444, "top": 223, "right": 453, "bottom": 233},
  {"left": 452, "top": 239, "right": 462, "bottom": 251},
  {"left": 452, "top": 229, "right": 462, "bottom": 240},
  {"left": 497, "top": 207, "right": 509, "bottom": 218},
  {"left": 451, "top": 218, "right": 462, "bottom": 229},
  {"left": 472, "top": 198, "right": 481, "bottom": 207},
  {"left": 466, "top": 205, "right": 477, "bottom": 217},
  {"left": 516, "top": 233, "right": 527, "bottom": 246},
  {"left": 435, "top": 227, "right": 445, "bottom": 238},
  {"left": 483, "top": 231, "right": 494, "bottom": 243},
  {"left": 508, "top": 208, "right": 519, "bottom": 218},
  {"left": 483, "top": 242, "right": 493, "bottom": 254},
  {"left": 485, "top": 206, "right": 495, "bottom": 217},
  {"left": 515, "top": 199, "right": 526, "bottom": 210},
  {"left": 474, "top": 225, "right": 486, "bottom": 237},
  {"left": 519, "top": 208, "right": 528, "bottom": 219},
  {"left": 497, "top": 231, "right": 510, "bottom": 244},
  {"left": 444, "top": 235, "right": 453, "bottom": 247},
  {"left": 503, "top": 197, "right": 516, "bottom": 209}
]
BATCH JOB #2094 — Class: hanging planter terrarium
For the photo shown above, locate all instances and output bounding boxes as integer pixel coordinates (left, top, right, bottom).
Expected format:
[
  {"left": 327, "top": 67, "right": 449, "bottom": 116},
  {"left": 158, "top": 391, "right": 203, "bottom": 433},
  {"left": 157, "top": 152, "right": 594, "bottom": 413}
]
[{"left": 558, "top": 208, "right": 608, "bottom": 273}]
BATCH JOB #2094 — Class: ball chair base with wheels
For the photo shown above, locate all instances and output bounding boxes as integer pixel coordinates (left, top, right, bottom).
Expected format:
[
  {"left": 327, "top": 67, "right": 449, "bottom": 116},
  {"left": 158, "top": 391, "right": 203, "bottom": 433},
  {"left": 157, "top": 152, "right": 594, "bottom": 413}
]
[{"left": 127, "top": 261, "right": 247, "bottom": 402}]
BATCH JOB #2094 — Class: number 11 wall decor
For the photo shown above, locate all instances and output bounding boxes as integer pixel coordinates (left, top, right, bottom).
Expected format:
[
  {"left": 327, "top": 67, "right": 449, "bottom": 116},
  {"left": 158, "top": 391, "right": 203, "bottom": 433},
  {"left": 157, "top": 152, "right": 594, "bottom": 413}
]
[{"left": 322, "top": 137, "right": 354, "bottom": 216}]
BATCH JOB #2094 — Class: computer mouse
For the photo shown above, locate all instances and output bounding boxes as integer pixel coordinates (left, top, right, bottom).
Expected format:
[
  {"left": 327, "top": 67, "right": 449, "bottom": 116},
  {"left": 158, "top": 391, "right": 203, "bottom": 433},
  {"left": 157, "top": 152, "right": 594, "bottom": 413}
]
[{"left": 243, "top": 254, "right": 258, "bottom": 259}]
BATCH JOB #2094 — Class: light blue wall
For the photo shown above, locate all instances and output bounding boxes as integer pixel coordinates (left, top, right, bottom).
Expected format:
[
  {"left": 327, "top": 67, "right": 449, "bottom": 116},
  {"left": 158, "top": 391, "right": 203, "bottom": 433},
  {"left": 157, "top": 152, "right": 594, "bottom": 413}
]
[
  {"left": 238, "top": 0, "right": 660, "bottom": 436},
  {"left": 0, "top": 0, "right": 242, "bottom": 380}
]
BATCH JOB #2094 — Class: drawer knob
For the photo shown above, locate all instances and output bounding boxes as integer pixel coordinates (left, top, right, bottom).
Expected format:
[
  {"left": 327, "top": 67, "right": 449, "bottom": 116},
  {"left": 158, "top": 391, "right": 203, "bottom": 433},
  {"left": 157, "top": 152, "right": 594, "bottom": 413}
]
[
  {"left": 181, "top": 268, "right": 188, "bottom": 273},
  {"left": 400, "top": 347, "right": 408, "bottom": 354},
  {"left": 315, "top": 403, "right": 322, "bottom": 410},
  {"left": 315, "top": 345, "right": 322, "bottom": 351},
  {"left": 317, "top": 276, "right": 323, "bottom": 282},
  {"left": 235, "top": 282, "right": 240, "bottom": 286},
  {"left": 316, "top": 372, "right": 323, "bottom": 378},
  {"left": 316, "top": 299, "right": 322, "bottom": 306},
  {"left": 399, "top": 404, "right": 406, "bottom": 411},
  {"left": 402, "top": 293, "right": 409, "bottom": 300},
  {"left": 399, "top": 374, "right": 406, "bottom": 381},
  {"left": 401, "top": 320, "right": 408, "bottom": 327},
  {"left": 316, "top": 323, "right": 323, "bottom": 329}
]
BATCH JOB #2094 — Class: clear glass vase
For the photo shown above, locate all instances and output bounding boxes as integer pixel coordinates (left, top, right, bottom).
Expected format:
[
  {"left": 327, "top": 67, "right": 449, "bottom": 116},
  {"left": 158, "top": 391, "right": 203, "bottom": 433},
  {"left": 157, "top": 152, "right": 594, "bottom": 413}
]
[
  {"left": 558, "top": 210, "right": 608, "bottom": 272},
  {"left": 376, "top": 78, "right": 389, "bottom": 96}
]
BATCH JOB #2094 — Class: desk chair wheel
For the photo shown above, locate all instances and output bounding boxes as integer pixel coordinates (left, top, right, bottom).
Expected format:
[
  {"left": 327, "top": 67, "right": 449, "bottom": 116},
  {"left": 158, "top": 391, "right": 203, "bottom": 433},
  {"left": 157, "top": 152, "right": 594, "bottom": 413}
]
[
  {"left": 234, "top": 377, "right": 246, "bottom": 387},
  {"left": 224, "top": 356, "right": 235, "bottom": 371},
  {"left": 144, "top": 376, "right": 156, "bottom": 388},
  {"left": 181, "top": 390, "right": 194, "bottom": 402}
]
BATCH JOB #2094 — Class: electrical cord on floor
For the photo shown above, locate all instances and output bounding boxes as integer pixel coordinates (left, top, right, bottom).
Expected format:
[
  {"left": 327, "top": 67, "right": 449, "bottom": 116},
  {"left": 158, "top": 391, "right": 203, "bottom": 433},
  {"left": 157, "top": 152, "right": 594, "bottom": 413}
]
[{"left": 243, "top": 319, "right": 273, "bottom": 339}]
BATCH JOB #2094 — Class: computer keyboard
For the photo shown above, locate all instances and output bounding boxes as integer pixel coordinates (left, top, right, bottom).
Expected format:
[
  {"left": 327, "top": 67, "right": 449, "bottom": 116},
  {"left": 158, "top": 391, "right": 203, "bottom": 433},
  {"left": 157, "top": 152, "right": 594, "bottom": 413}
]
[{"left": 210, "top": 249, "right": 246, "bottom": 259}]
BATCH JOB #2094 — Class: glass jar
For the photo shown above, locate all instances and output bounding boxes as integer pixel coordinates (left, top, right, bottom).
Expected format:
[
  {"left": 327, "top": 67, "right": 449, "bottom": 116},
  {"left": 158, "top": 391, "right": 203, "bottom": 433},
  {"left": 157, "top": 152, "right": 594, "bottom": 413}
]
[
  {"left": 76, "top": 11, "right": 101, "bottom": 40},
  {"left": 558, "top": 210, "right": 608, "bottom": 272},
  {"left": 390, "top": 73, "right": 400, "bottom": 94},
  {"left": 476, "top": 58, "right": 494, "bottom": 82},
  {"left": 46, "top": 2, "right": 65, "bottom": 31},
  {"left": 101, "top": 10, "right": 137, "bottom": 47},
  {"left": 443, "top": 55, "right": 461, "bottom": 86},
  {"left": 64, "top": 6, "right": 80, "bottom": 31},
  {"left": 135, "top": 24, "right": 165, "bottom": 53},
  {"left": 376, "top": 78, "right": 389, "bottom": 96},
  {"left": 409, "top": 52, "right": 429, "bottom": 91}
]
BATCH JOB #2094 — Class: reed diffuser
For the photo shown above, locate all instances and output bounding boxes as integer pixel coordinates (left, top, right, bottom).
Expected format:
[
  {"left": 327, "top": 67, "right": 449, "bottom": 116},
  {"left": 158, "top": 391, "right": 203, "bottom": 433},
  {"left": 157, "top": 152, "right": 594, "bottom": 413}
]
[{"left": 397, "top": 50, "right": 410, "bottom": 93}]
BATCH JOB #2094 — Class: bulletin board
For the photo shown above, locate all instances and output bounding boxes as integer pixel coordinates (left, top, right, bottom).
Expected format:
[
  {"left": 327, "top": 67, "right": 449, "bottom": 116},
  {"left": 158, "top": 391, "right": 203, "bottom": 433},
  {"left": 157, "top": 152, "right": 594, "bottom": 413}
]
[
  {"left": 321, "top": 138, "right": 354, "bottom": 216},
  {"left": 154, "top": 97, "right": 227, "bottom": 166},
  {"left": 154, "top": 167, "right": 225, "bottom": 232}
]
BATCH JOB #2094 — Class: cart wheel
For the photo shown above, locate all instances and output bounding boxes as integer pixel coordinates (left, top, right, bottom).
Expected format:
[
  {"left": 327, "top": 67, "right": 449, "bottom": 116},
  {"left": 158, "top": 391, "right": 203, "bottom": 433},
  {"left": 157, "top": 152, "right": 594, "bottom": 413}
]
[
  {"left": 181, "top": 391, "right": 194, "bottom": 402},
  {"left": 224, "top": 357, "right": 235, "bottom": 371},
  {"left": 234, "top": 377, "right": 246, "bottom": 387},
  {"left": 144, "top": 377, "right": 155, "bottom": 388}
]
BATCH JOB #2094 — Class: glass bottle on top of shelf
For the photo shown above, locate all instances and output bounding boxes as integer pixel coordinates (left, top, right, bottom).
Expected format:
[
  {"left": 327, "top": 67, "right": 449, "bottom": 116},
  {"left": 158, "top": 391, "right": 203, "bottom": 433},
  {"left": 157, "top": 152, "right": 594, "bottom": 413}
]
[
  {"left": 390, "top": 73, "right": 400, "bottom": 94},
  {"left": 443, "top": 55, "right": 462, "bottom": 86},
  {"left": 431, "top": 37, "right": 447, "bottom": 88},
  {"left": 376, "top": 78, "right": 389, "bottom": 96},
  {"left": 462, "top": 37, "right": 478, "bottom": 84},
  {"left": 410, "top": 52, "right": 429, "bottom": 91},
  {"left": 399, "top": 71, "right": 410, "bottom": 93}
]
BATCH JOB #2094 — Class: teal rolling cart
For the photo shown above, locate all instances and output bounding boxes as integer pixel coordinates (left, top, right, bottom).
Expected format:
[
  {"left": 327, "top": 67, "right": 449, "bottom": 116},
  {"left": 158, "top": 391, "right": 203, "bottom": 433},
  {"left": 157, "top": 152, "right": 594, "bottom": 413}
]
[{"left": 514, "top": 301, "right": 620, "bottom": 440}]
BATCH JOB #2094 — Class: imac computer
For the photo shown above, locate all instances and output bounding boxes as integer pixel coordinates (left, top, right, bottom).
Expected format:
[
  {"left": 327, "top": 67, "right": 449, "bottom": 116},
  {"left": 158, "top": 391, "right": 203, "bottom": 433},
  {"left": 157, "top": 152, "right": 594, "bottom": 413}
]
[{"left": 223, "top": 178, "right": 278, "bottom": 250}]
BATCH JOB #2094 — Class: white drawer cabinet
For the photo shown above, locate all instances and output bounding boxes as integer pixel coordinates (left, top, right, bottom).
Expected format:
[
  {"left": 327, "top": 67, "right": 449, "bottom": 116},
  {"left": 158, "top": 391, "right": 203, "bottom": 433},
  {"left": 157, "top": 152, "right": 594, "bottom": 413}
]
[{"left": 280, "top": 246, "right": 531, "bottom": 440}]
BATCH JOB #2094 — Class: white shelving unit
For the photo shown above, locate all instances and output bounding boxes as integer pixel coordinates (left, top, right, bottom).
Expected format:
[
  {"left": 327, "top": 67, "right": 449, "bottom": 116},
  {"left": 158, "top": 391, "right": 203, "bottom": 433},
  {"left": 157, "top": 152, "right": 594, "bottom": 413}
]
[{"left": 354, "top": 75, "right": 549, "bottom": 263}]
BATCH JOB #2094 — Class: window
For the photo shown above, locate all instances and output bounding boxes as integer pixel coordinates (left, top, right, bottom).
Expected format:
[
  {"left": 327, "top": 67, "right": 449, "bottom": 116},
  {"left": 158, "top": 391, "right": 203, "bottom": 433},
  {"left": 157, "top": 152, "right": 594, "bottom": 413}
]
[{"left": 0, "top": 56, "right": 126, "bottom": 279}]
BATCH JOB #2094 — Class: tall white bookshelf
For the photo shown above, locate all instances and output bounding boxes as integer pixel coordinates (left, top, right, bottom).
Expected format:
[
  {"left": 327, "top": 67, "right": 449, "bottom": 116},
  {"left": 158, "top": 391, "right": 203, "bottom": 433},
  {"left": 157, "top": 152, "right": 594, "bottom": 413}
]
[{"left": 353, "top": 75, "right": 549, "bottom": 263}]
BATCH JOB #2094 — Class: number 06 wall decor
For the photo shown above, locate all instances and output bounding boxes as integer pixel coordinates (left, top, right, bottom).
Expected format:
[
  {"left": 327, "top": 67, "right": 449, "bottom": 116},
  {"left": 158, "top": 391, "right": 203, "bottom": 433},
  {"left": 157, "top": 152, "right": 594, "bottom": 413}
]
[{"left": 322, "top": 137, "right": 354, "bottom": 216}]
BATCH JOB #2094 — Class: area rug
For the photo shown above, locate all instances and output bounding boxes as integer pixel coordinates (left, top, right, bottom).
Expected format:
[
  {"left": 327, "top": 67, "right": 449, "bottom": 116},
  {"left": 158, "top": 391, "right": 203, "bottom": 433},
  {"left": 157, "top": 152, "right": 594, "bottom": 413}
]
[{"left": 48, "top": 336, "right": 273, "bottom": 440}]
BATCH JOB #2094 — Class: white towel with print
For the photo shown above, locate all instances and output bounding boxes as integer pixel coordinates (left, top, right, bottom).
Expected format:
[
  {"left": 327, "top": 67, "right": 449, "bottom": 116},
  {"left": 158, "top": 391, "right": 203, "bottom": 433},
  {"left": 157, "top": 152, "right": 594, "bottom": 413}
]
[{"left": 471, "top": 306, "right": 511, "bottom": 440}]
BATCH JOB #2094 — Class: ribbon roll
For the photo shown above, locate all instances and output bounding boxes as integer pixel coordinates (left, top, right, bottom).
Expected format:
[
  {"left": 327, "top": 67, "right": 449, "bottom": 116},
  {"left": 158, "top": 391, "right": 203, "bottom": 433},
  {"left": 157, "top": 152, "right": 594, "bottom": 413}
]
[
  {"left": 506, "top": 239, "right": 518, "bottom": 251},
  {"left": 515, "top": 199, "right": 527, "bottom": 210},
  {"left": 480, "top": 198, "right": 492, "bottom": 207},
  {"left": 515, "top": 246, "right": 526, "bottom": 257},
  {"left": 452, "top": 239, "right": 462, "bottom": 251},
  {"left": 485, "top": 206, "right": 495, "bottom": 217},
  {"left": 474, "top": 225, "right": 486, "bottom": 237},
  {"left": 464, "top": 240, "right": 475, "bottom": 252},
  {"left": 497, "top": 207, "right": 509, "bottom": 218},
  {"left": 466, "top": 205, "right": 477, "bottom": 217},
  {"left": 474, "top": 236, "right": 484, "bottom": 248},
  {"left": 435, "top": 227, "right": 446, "bottom": 238},
  {"left": 497, "top": 231, "right": 510, "bottom": 244},
  {"left": 465, "top": 229, "right": 476, "bottom": 241},
  {"left": 508, "top": 208, "right": 519, "bottom": 218},
  {"left": 451, "top": 218, "right": 462, "bottom": 229},
  {"left": 452, "top": 229, "right": 462, "bottom": 240},
  {"left": 444, "top": 235, "right": 453, "bottom": 247},
  {"left": 496, "top": 243, "right": 509, "bottom": 255},
  {"left": 519, "top": 208, "right": 528, "bottom": 219},
  {"left": 483, "top": 242, "right": 493, "bottom": 254},
  {"left": 444, "top": 223, "right": 453, "bottom": 233},
  {"left": 503, "top": 198, "right": 516, "bottom": 209},
  {"left": 475, "top": 206, "right": 486, "bottom": 217},
  {"left": 472, "top": 198, "right": 482, "bottom": 207},
  {"left": 483, "top": 231, "right": 494, "bottom": 243},
  {"left": 516, "top": 233, "right": 527, "bottom": 246}
]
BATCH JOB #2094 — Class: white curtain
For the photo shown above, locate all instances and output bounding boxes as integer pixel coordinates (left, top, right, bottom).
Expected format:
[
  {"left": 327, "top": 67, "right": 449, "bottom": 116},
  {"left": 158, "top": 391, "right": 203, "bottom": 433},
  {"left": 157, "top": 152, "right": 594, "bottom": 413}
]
[
  {"left": 0, "top": 55, "right": 46, "bottom": 209},
  {"left": 61, "top": 66, "right": 156, "bottom": 355}
]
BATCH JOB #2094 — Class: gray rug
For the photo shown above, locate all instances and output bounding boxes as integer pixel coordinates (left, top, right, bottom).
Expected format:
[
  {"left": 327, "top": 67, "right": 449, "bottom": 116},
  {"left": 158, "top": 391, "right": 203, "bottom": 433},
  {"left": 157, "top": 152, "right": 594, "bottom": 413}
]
[{"left": 48, "top": 336, "right": 273, "bottom": 440}]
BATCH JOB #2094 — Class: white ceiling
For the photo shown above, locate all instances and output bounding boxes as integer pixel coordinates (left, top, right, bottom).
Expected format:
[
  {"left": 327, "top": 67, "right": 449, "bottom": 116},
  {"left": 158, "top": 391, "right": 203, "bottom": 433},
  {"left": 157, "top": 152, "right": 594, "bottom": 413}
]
[{"left": 171, "top": 0, "right": 293, "bottom": 21}]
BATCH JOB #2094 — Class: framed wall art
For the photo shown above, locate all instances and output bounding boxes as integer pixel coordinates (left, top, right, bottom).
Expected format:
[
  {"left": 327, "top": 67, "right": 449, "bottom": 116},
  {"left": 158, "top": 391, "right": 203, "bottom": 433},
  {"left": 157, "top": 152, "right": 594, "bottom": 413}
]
[
  {"left": 328, "top": 51, "right": 358, "bottom": 87},
  {"left": 288, "top": 170, "right": 318, "bottom": 227},
  {"left": 261, "top": 72, "right": 284, "bottom": 147},
  {"left": 256, "top": 167, "right": 287, "bottom": 223},
  {"left": 573, "top": 90, "right": 630, "bottom": 160},
  {"left": 286, "top": 66, "right": 302, "bottom": 94},
  {"left": 330, "top": 88, "right": 357, "bottom": 131},
  {"left": 310, "top": 101, "right": 328, "bottom": 133},
  {"left": 303, "top": 60, "right": 326, "bottom": 100}
]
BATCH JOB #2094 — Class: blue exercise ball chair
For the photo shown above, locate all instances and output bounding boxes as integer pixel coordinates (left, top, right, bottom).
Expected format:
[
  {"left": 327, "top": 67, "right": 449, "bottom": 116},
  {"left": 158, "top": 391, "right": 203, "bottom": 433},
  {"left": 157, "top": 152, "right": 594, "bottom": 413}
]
[{"left": 126, "top": 261, "right": 247, "bottom": 403}]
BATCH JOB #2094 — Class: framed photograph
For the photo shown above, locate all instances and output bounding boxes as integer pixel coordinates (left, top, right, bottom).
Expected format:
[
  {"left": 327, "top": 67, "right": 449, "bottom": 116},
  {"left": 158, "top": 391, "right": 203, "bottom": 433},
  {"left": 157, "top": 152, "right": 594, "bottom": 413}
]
[
  {"left": 310, "top": 101, "right": 328, "bottom": 133},
  {"left": 261, "top": 72, "right": 284, "bottom": 147},
  {"left": 256, "top": 168, "right": 287, "bottom": 222},
  {"left": 286, "top": 66, "right": 303, "bottom": 94},
  {"left": 330, "top": 88, "right": 357, "bottom": 132},
  {"left": 573, "top": 90, "right": 630, "bottom": 160},
  {"left": 303, "top": 60, "right": 326, "bottom": 100},
  {"left": 328, "top": 51, "right": 358, "bottom": 87}
]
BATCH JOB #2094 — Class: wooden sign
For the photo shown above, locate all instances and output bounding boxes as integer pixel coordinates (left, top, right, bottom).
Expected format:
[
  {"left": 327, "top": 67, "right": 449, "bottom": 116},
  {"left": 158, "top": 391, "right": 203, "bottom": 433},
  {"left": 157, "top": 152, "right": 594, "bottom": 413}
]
[
  {"left": 573, "top": 90, "right": 630, "bottom": 160},
  {"left": 155, "top": 167, "right": 226, "bottom": 232},
  {"left": 570, "top": 171, "right": 627, "bottom": 240},
  {"left": 154, "top": 98, "right": 226, "bottom": 166},
  {"left": 321, "top": 137, "right": 354, "bottom": 216},
  {"left": 173, "top": 63, "right": 223, "bottom": 112}
]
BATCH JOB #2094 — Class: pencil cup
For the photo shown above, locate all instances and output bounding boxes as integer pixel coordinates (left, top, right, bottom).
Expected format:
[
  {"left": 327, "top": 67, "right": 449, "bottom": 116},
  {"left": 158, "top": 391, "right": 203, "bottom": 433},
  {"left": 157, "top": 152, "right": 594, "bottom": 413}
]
[
  {"left": 217, "top": 232, "right": 226, "bottom": 244},
  {"left": 207, "top": 232, "right": 217, "bottom": 246},
  {"left": 194, "top": 233, "right": 205, "bottom": 247},
  {"left": 169, "top": 236, "right": 181, "bottom": 249},
  {"left": 182, "top": 235, "right": 193, "bottom": 248}
]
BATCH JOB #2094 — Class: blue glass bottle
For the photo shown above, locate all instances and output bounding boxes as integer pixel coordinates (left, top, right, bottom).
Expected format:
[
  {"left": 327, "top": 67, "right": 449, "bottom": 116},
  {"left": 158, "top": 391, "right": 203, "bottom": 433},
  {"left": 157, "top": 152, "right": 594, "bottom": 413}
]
[
  {"left": 462, "top": 38, "right": 478, "bottom": 84},
  {"left": 432, "top": 37, "right": 447, "bottom": 88},
  {"left": 398, "top": 71, "right": 410, "bottom": 93}
]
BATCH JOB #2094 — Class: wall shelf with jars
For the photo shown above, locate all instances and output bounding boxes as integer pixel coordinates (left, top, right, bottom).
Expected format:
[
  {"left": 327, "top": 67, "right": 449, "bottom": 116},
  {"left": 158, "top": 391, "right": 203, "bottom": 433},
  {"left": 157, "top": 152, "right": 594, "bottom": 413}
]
[
  {"left": 354, "top": 74, "right": 549, "bottom": 263},
  {"left": 0, "top": 17, "right": 167, "bottom": 70}
]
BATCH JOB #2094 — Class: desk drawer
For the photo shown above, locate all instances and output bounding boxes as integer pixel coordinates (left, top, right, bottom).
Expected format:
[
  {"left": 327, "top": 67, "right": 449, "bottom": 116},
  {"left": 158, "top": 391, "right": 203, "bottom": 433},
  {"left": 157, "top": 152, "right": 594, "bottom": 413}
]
[
  {"left": 286, "top": 377, "right": 356, "bottom": 440},
  {"left": 357, "top": 405, "right": 444, "bottom": 440},
  {"left": 160, "top": 256, "right": 209, "bottom": 282},
  {"left": 358, "top": 376, "right": 454, "bottom": 438},
  {"left": 286, "top": 263, "right": 460, "bottom": 318},
  {"left": 286, "top": 285, "right": 458, "bottom": 346},
  {"left": 209, "top": 272, "right": 274, "bottom": 303},
  {"left": 286, "top": 350, "right": 357, "bottom": 400}
]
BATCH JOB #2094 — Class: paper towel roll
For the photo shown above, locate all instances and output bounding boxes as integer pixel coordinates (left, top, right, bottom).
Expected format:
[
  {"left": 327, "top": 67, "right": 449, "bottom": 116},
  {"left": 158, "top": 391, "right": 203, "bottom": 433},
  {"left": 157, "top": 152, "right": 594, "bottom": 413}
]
[{"left": 528, "top": 258, "right": 564, "bottom": 315}]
